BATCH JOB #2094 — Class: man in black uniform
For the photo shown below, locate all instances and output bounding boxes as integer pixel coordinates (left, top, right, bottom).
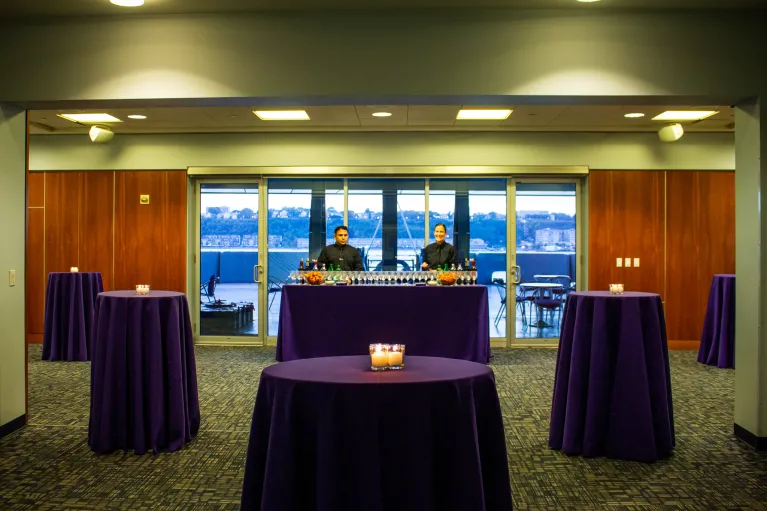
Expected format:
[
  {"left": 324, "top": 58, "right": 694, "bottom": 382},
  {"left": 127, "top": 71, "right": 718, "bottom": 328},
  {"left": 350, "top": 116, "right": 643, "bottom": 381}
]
[{"left": 317, "top": 225, "right": 364, "bottom": 271}]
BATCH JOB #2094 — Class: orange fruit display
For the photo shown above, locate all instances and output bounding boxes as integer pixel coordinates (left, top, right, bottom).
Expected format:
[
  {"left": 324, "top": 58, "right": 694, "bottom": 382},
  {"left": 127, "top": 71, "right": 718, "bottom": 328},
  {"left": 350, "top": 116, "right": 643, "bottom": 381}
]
[
  {"left": 438, "top": 272, "right": 457, "bottom": 286},
  {"left": 305, "top": 271, "right": 325, "bottom": 285}
]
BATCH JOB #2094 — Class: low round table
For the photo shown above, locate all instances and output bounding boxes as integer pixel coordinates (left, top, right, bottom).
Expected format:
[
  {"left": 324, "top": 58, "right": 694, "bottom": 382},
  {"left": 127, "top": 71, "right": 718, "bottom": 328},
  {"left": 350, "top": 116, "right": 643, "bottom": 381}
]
[
  {"left": 42, "top": 271, "right": 103, "bottom": 361},
  {"left": 699, "top": 274, "right": 735, "bottom": 368},
  {"left": 548, "top": 291, "right": 675, "bottom": 462},
  {"left": 88, "top": 291, "right": 200, "bottom": 454},
  {"left": 242, "top": 355, "right": 513, "bottom": 511}
]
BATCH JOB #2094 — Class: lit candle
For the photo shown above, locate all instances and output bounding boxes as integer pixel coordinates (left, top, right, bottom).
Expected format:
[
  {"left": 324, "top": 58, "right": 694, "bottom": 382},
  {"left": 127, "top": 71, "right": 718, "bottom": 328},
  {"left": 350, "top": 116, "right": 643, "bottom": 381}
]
[
  {"left": 369, "top": 344, "right": 389, "bottom": 370},
  {"left": 388, "top": 344, "right": 403, "bottom": 367},
  {"left": 70, "top": 267, "right": 78, "bottom": 272}
]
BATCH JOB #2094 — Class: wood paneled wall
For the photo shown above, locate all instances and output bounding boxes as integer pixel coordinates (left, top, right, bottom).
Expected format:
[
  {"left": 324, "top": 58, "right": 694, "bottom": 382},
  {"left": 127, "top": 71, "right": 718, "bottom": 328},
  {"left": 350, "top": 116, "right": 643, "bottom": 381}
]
[
  {"left": 26, "top": 170, "right": 187, "bottom": 341},
  {"left": 589, "top": 170, "right": 735, "bottom": 345}
]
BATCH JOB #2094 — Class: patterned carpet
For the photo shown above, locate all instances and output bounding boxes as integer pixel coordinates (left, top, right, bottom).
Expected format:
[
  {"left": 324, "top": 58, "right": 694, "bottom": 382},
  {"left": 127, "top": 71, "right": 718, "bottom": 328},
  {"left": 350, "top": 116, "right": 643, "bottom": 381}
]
[{"left": 1, "top": 345, "right": 766, "bottom": 510}]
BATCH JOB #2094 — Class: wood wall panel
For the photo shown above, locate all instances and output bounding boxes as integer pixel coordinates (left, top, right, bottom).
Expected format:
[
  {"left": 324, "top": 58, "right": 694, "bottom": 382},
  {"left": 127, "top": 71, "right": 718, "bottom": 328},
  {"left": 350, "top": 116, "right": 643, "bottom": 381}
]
[
  {"left": 588, "top": 171, "right": 665, "bottom": 297},
  {"left": 28, "top": 172, "right": 45, "bottom": 208},
  {"left": 79, "top": 172, "right": 115, "bottom": 291},
  {"left": 114, "top": 171, "right": 187, "bottom": 292},
  {"left": 26, "top": 208, "right": 45, "bottom": 337},
  {"left": 665, "top": 171, "right": 735, "bottom": 341},
  {"left": 44, "top": 172, "right": 80, "bottom": 273},
  {"left": 164, "top": 171, "right": 188, "bottom": 292}
]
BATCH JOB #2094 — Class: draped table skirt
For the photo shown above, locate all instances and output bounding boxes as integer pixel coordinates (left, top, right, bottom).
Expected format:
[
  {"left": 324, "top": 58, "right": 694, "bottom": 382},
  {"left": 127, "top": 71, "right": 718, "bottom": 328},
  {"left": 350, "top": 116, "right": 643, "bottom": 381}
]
[
  {"left": 548, "top": 291, "right": 675, "bottom": 462},
  {"left": 42, "top": 272, "right": 103, "bottom": 361},
  {"left": 88, "top": 291, "right": 200, "bottom": 454}
]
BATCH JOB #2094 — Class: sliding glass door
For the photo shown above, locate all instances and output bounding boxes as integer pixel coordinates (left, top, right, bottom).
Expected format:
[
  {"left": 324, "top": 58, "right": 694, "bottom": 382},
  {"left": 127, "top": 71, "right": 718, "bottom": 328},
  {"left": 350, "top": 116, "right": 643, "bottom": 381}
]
[
  {"left": 196, "top": 180, "right": 266, "bottom": 343},
  {"left": 509, "top": 179, "right": 582, "bottom": 345}
]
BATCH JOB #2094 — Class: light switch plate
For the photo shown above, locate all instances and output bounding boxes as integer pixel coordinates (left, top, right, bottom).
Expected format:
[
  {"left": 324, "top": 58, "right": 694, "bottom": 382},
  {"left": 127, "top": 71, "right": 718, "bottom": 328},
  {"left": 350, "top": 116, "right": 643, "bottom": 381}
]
[
  {"left": 625, "top": 258, "right": 632, "bottom": 268},
  {"left": 616, "top": 258, "right": 622, "bottom": 267},
  {"left": 634, "top": 258, "right": 640, "bottom": 267},
  {"left": 140, "top": 194, "right": 150, "bottom": 205},
  {"left": 9, "top": 270, "right": 15, "bottom": 286}
]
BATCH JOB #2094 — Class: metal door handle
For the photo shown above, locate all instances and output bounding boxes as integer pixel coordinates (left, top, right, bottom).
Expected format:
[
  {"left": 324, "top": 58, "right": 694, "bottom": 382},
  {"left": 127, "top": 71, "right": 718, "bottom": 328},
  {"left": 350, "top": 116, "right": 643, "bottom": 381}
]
[
  {"left": 512, "top": 265, "right": 521, "bottom": 285},
  {"left": 254, "top": 264, "right": 263, "bottom": 283}
]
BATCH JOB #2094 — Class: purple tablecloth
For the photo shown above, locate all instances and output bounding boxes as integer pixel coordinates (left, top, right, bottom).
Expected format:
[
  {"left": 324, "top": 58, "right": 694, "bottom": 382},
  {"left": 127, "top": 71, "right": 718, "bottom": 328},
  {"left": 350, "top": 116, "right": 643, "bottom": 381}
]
[
  {"left": 699, "top": 274, "right": 735, "bottom": 368},
  {"left": 88, "top": 291, "right": 200, "bottom": 454},
  {"left": 276, "top": 285, "right": 491, "bottom": 363},
  {"left": 242, "top": 355, "right": 512, "bottom": 511},
  {"left": 42, "top": 272, "right": 103, "bottom": 361},
  {"left": 549, "top": 291, "right": 675, "bottom": 462}
]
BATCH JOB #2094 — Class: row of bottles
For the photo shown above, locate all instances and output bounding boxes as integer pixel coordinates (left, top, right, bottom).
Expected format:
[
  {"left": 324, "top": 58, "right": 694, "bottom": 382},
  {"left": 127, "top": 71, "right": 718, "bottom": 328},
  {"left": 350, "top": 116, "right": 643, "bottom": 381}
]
[{"left": 297, "top": 257, "right": 478, "bottom": 272}]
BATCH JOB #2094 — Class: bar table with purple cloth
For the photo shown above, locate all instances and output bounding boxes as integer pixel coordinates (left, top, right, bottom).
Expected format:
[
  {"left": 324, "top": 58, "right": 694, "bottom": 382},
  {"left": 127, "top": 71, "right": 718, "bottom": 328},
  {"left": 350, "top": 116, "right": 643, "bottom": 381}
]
[
  {"left": 276, "top": 285, "right": 490, "bottom": 363},
  {"left": 698, "top": 274, "right": 735, "bottom": 368},
  {"left": 549, "top": 291, "right": 675, "bottom": 462},
  {"left": 88, "top": 291, "right": 200, "bottom": 454},
  {"left": 242, "top": 355, "right": 513, "bottom": 511},
  {"left": 42, "top": 271, "right": 103, "bottom": 361}
]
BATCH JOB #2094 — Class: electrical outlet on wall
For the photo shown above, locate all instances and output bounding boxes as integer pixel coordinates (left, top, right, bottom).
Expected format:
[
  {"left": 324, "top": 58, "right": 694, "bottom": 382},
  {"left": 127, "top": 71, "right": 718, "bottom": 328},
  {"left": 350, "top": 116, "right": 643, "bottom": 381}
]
[
  {"left": 9, "top": 269, "right": 16, "bottom": 286},
  {"left": 625, "top": 258, "right": 632, "bottom": 268},
  {"left": 634, "top": 258, "right": 640, "bottom": 267},
  {"left": 616, "top": 258, "right": 622, "bottom": 267}
]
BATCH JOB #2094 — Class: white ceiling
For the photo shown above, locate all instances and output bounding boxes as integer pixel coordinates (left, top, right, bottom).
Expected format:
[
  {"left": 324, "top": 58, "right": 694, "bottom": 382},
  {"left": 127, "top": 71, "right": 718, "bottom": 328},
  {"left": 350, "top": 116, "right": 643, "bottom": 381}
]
[
  {"left": 28, "top": 105, "right": 734, "bottom": 135},
  {"left": 1, "top": 0, "right": 766, "bottom": 17}
]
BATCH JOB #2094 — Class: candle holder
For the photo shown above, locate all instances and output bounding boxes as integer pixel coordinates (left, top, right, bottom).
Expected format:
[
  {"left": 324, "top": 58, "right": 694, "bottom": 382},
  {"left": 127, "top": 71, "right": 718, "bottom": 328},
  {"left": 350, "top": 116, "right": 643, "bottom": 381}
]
[
  {"left": 70, "top": 267, "right": 79, "bottom": 273},
  {"left": 609, "top": 283, "right": 624, "bottom": 295},
  {"left": 369, "top": 343, "right": 390, "bottom": 371},
  {"left": 135, "top": 284, "right": 151, "bottom": 296},
  {"left": 388, "top": 344, "right": 405, "bottom": 370}
]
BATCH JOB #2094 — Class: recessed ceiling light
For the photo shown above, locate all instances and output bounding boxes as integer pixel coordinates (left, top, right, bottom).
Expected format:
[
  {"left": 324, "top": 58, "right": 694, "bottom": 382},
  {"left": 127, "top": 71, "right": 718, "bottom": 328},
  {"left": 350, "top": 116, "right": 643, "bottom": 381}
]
[
  {"left": 57, "top": 113, "right": 123, "bottom": 124},
  {"left": 372, "top": 112, "right": 392, "bottom": 117},
  {"left": 652, "top": 110, "right": 718, "bottom": 122},
  {"left": 624, "top": 113, "right": 645, "bottom": 118},
  {"left": 253, "top": 110, "right": 310, "bottom": 121},
  {"left": 576, "top": 0, "right": 602, "bottom": 3},
  {"left": 456, "top": 109, "right": 512, "bottom": 120},
  {"left": 110, "top": 0, "right": 145, "bottom": 6},
  {"left": 127, "top": 114, "right": 147, "bottom": 120}
]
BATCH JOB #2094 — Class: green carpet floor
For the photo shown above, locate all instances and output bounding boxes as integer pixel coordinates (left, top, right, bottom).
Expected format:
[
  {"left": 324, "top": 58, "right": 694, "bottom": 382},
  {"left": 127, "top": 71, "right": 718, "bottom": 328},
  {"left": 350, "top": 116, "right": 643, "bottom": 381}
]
[{"left": 1, "top": 345, "right": 765, "bottom": 510}]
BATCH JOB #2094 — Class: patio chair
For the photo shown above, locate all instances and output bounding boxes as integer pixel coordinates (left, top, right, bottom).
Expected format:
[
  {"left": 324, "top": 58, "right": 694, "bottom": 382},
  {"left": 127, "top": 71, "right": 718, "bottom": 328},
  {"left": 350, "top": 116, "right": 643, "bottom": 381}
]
[
  {"left": 201, "top": 274, "right": 217, "bottom": 302},
  {"left": 267, "top": 276, "right": 285, "bottom": 311}
]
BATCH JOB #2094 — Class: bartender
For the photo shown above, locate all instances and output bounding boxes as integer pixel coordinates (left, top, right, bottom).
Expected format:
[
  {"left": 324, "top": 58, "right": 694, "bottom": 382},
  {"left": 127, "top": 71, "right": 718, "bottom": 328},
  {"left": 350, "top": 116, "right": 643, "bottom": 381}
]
[
  {"left": 421, "top": 223, "right": 456, "bottom": 270},
  {"left": 317, "top": 225, "right": 364, "bottom": 271}
]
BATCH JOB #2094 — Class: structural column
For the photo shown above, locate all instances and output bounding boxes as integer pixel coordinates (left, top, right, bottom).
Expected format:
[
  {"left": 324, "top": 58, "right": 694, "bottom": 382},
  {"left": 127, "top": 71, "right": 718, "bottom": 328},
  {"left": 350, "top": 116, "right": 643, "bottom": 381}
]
[
  {"left": 734, "top": 97, "right": 767, "bottom": 449},
  {"left": 0, "top": 104, "right": 27, "bottom": 437}
]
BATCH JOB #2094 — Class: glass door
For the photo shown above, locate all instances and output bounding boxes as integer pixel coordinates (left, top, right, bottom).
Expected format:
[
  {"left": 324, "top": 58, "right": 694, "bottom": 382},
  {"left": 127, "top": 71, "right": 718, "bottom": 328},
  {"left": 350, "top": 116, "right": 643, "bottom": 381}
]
[
  {"left": 195, "top": 180, "right": 266, "bottom": 344},
  {"left": 509, "top": 179, "right": 582, "bottom": 346}
]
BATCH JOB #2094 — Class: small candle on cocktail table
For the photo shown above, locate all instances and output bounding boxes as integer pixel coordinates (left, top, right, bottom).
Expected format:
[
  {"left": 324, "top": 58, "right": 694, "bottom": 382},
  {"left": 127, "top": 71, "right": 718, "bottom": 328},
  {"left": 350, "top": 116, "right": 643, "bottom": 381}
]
[
  {"left": 369, "top": 344, "right": 389, "bottom": 371},
  {"left": 388, "top": 344, "right": 405, "bottom": 370}
]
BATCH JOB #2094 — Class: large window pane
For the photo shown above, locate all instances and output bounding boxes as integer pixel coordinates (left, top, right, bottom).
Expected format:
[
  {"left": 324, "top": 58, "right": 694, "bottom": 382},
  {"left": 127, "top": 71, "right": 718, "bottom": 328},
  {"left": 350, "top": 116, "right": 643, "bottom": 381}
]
[
  {"left": 267, "top": 179, "right": 343, "bottom": 335},
  {"left": 200, "top": 184, "right": 259, "bottom": 337},
  {"left": 430, "top": 179, "right": 507, "bottom": 337},
  {"left": 348, "top": 179, "right": 425, "bottom": 271}
]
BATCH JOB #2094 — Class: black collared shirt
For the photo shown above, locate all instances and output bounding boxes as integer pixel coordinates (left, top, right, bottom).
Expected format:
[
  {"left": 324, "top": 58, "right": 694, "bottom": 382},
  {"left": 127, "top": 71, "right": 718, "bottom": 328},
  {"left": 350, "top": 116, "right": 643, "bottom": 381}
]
[
  {"left": 317, "top": 243, "right": 364, "bottom": 271},
  {"left": 422, "top": 241, "right": 455, "bottom": 269}
]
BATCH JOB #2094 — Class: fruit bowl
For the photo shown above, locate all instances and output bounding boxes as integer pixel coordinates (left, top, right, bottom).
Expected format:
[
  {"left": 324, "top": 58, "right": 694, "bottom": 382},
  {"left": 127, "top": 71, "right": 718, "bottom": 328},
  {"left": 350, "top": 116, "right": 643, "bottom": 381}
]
[
  {"left": 305, "top": 271, "right": 324, "bottom": 285},
  {"left": 438, "top": 272, "right": 457, "bottom": 286}
]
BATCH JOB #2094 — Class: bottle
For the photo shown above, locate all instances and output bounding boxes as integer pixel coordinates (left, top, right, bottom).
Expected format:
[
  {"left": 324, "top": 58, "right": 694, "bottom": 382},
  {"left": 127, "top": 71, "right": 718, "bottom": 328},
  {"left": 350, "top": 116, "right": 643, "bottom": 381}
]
[
  {"left": 450, "top": 263, "right": 456, "bottom": 271},
  {"left": 321, "top": 263, "right": 326, "bottom": 271},
  {"left": 465, "top": 257, "right": 470, "bottom": 270},
  {"left": 299, "top": 258, "right": 304, "bottom": 270}
]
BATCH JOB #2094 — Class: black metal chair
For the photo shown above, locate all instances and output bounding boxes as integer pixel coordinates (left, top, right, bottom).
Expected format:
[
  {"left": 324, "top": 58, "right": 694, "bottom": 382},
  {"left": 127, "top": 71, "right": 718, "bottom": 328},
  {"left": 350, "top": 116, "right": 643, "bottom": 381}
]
[
  {"left": 201, "top": 275, "right": 217, "bottom": 302},
  {"left": 267, "top": 276, "right": 285, "bottom": 311}
]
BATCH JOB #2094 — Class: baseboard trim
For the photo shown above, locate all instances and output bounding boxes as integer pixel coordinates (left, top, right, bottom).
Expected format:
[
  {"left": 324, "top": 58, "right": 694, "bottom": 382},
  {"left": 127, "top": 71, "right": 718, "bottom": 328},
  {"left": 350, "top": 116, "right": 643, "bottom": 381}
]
[
  {"left": 668, "top": 340, "right": 700, "bottom": 350},
  {"left": 734, "top": 423, "right": 767, "bottom": 451},
  {"left": 0, "top": 414, "right": 26, "bottom": 440},
  {"left": 27, "top": 333, "right": 43, "bottom": 344}
]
